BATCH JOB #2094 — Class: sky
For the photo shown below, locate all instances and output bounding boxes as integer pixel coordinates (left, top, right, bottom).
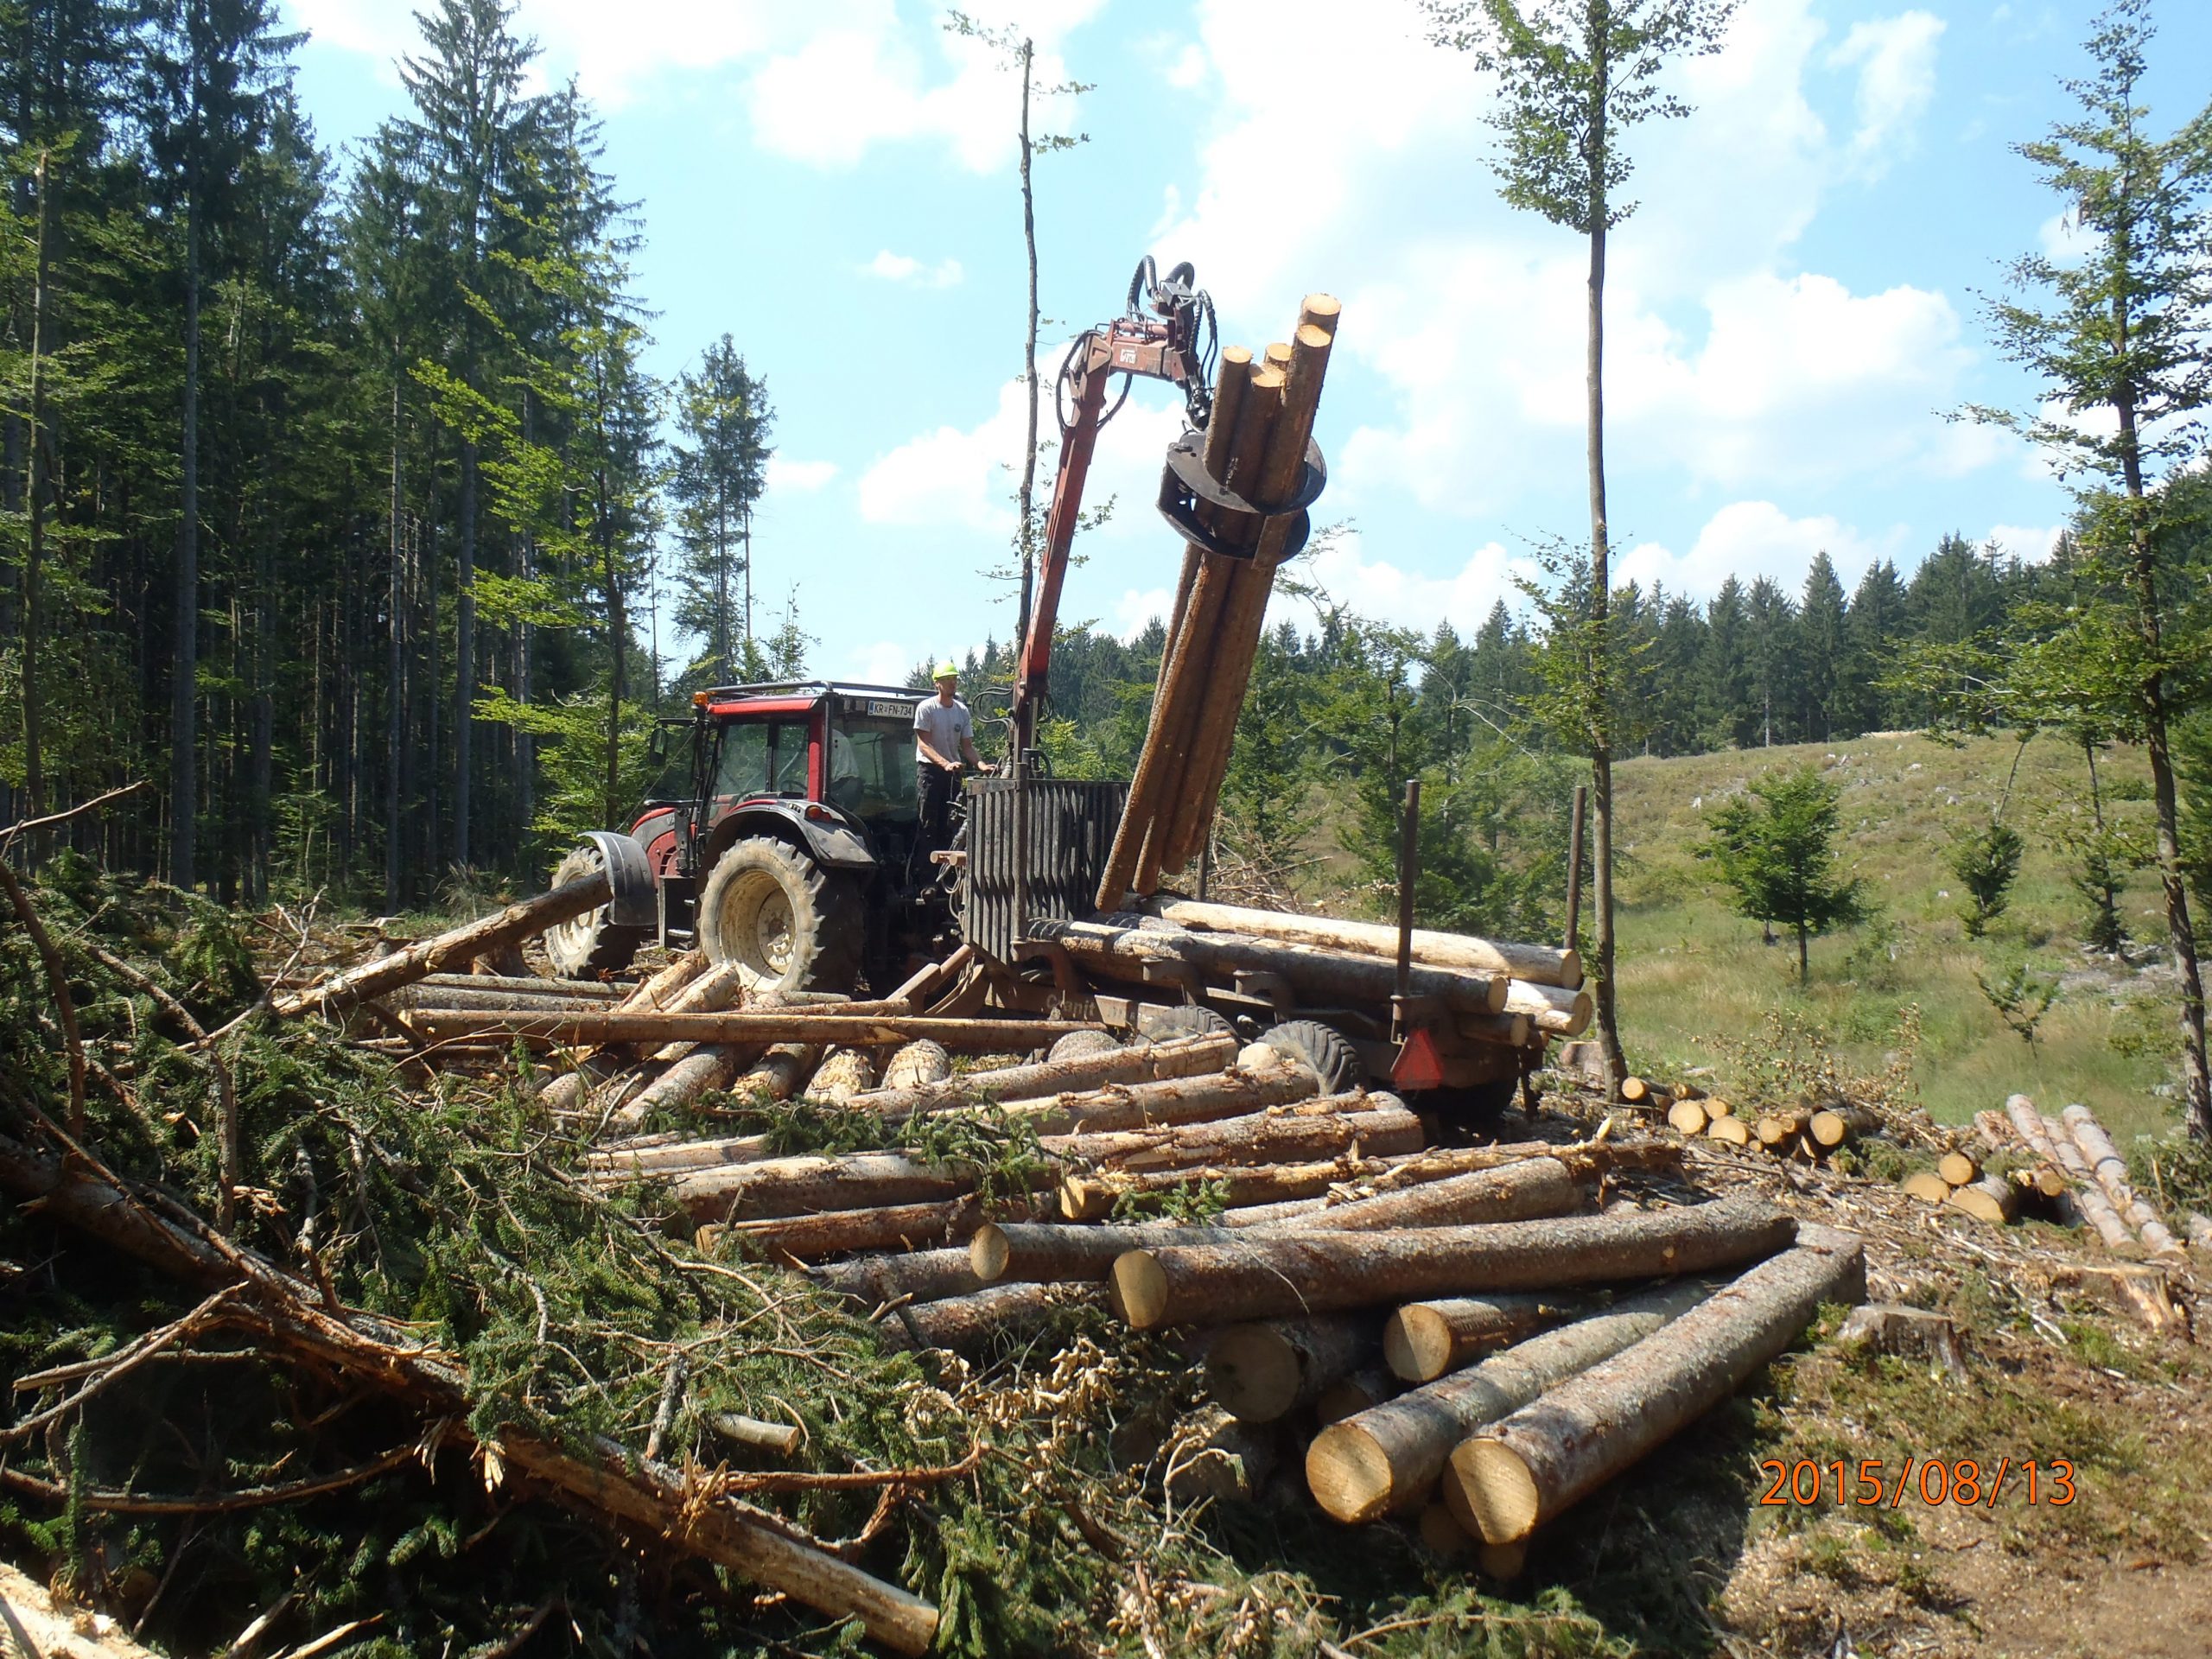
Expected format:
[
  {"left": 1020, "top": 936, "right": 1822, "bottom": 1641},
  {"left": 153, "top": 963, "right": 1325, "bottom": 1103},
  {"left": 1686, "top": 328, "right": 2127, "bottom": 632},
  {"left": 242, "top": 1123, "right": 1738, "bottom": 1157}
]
[{"left": 276, "top": 0, "right": 2212, "bottom": 690}]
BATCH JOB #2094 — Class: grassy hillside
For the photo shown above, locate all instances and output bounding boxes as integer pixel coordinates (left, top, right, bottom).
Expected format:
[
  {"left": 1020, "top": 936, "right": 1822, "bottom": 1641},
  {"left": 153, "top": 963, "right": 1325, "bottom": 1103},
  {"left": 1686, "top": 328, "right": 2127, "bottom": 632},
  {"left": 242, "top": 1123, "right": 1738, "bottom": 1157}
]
[{"left": 1607, "top": 731, "right": 2183, "bottom": 1141}]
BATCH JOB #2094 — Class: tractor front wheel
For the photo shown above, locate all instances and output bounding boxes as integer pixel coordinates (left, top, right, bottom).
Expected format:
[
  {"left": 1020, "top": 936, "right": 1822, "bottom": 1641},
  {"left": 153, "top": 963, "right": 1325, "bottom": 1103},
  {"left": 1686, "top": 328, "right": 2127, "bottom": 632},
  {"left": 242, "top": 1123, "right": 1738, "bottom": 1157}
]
[
  {"left": 696, "top": 837, "right": 864, "bottom": 994},
  {"left": 543, "top": 842, "right": 649, "bottom": 979}
]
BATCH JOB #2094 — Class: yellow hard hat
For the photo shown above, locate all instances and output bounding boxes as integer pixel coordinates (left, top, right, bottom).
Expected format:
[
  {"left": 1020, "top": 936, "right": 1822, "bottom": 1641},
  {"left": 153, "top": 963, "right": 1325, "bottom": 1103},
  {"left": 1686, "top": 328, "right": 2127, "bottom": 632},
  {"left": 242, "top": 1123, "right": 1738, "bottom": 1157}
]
[{"left": 934, "top": 660, "right": 959, "bottom": 680}]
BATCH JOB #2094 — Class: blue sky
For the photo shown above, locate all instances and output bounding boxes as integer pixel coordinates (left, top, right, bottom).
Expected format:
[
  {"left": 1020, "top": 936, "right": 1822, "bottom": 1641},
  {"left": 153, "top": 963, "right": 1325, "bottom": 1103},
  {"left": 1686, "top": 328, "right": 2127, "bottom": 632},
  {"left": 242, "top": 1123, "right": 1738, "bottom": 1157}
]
[{"left": 277, "top": 0, "right": 2212, "bottom": 688}]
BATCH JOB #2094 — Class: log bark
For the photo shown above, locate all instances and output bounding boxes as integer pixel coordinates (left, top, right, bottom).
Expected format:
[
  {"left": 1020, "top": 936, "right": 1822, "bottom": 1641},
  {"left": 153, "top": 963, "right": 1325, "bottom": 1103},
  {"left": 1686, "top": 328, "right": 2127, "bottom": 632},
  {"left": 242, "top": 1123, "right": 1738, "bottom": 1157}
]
[
  {"left": 1013, "top": 1063, "right": 1319, "bottom": 1137},
  {"left": 534, "top": 952, "right": 709, "bottom": 1111},
  {"left": 1304, "top": 1278, "right": 1718, "bottom": 1522},
  {"left": 710, "top": 1412, "right": 803, "bottom": 1457},
  {"left": 707, "top": 1197, "right": 986, "bottom": 1262},
  {"left": 1112, "top": 1195, "right": 1796, "bottom": 1331},
  {"left": 410, "top": 1010, "right": 1098, "bottom": 1049},
  {"left": 394, "top": 987, "right": 620, "bottom": 1014},
  {"left": 605, "top": 1046, "right": 751, "bottom": 1133},
  {"left": 274, "top": 873, "right": 611, "bottom": 1019},
  {"left": 1033, "top": 915, "right": 1507, "bottom": 1016},
  {"left": 809, "top": 1046, "right": 879, "bottom": 1102},
  {"left": 880, "top": 1039, "right": 952, "bottom": 1090},
  {"left": 971, "top": 1221, "right": 1244, "bottom": 1284},
  {"left": 678, "top": 1152, "right": 980, "bottom": 1224},
  {"left": 0, "top": 1122, "right": 938, "bottom": 1651},
  {"left": 1052, "top": 1095, "right": 1424, "bottom": 1174},
  {"left": 738, "top": 1044, "right": 818, "bottom": 1103},
  {"left": 2039, "top": 1111, "right": 2139, "bottom": 1253},
  {"left": 2061, "top": 1103, "right": 2182, "bottom": 1255},
  {"left": 1248, "top": 1158, "right": 1586, "bottom": 1235},
  {"left": 1138, "top": 895, "right": 1582, "bottom": 989},
  {"left": 810, "top": 1249, "right": 986, "bottom": 1310},
  {"left": 1205, "top": 1316, "right": 1376, "bottom": 1423},
  {"left": 418, "top": 971, "right": 627, "bottom": 999},
  {"left": 1446, "top": 1224, "right": 1866, "bottom": 1544},
  {"left": 848, "top": 1033, "right": 1236, "bottom": 1123},
  {"left": 1382, "top": 1294, "right": 1593, "bottom": 1384},
  {"left": 1945, "top": 1174, "right": 2018, "bottom": 1226},
  {"left": 882, "top": 1282, "right": 1105, "bottom": 1354}
]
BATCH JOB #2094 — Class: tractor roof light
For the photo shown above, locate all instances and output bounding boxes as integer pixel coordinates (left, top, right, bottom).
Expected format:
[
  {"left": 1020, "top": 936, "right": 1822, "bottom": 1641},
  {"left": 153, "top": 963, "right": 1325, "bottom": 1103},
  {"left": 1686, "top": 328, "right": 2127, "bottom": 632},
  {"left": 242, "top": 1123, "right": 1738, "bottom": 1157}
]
[{"left": 692, "top": 690, "right": 709, "bottom": 707}]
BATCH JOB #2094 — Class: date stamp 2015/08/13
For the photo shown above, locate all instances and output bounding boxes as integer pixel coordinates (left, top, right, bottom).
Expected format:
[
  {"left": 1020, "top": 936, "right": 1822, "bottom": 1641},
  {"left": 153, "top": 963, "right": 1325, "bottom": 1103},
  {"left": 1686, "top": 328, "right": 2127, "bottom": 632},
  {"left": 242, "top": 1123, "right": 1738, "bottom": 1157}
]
[{"left": 1758, "top": 1459, "right": 2075, "bottom": 1508}]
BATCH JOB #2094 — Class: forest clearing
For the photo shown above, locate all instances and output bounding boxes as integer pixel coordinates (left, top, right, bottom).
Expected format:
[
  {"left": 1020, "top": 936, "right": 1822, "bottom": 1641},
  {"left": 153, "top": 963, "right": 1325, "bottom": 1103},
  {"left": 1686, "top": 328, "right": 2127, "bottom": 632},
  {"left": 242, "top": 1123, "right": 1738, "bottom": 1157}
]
[{"left": 8, "top": 0, "right": 2212, "bottom": 1655}]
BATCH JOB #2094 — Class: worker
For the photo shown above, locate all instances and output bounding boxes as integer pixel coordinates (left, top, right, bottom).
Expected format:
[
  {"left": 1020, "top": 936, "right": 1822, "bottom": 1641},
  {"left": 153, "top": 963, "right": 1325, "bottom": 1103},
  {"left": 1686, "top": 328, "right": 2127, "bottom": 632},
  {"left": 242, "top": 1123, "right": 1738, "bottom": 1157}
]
[{"left": 913, "top": 660, "right": 991, "bottom": 854}]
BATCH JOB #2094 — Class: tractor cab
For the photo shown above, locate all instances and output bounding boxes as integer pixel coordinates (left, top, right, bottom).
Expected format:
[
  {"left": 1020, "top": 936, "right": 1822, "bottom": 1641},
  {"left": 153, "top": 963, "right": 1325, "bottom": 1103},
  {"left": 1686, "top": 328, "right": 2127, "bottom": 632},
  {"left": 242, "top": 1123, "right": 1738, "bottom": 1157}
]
[{"left": 545, "top": 682, "right": 959, "bottom": 991}]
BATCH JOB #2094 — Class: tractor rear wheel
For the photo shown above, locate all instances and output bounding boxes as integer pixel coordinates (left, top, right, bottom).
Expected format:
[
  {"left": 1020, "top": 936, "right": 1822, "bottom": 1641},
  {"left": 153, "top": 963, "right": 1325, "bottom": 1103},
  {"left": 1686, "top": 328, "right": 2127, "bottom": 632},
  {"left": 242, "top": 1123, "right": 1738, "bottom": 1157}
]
[
  {"left": 543, "top": 842, "right": 649, "bottom": 979},
  {"left": 697, "top": 837, "right": 864, "bottom": 995}
]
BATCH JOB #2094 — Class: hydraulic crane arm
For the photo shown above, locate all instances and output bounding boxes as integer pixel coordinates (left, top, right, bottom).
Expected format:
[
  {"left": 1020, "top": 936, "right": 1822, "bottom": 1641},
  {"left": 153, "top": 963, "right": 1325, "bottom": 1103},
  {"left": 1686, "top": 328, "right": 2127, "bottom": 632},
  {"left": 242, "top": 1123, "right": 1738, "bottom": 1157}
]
[{"left": 1007, "top": 257, "right": 1217, "bottom": 761}]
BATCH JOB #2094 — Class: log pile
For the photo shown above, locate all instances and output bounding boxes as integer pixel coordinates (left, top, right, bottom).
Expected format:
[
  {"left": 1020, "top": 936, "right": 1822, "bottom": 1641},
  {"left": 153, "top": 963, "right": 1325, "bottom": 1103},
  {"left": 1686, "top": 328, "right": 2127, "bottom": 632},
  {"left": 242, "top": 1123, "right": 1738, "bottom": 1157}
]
[
  {"left": 1955, "top": 1093, "right": 2188, "bottom": 1256},
  {"left": 1665, "top": 1088, "right": 1889, "bottom": 1165}
]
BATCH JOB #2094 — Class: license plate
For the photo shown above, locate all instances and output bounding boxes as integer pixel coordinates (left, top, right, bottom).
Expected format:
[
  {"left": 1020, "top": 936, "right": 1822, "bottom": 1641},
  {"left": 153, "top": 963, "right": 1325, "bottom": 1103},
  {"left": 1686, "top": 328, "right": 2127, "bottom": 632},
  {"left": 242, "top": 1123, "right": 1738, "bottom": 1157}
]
[{"left": 868, "top": 699, "right": 911, "bottom": 718}]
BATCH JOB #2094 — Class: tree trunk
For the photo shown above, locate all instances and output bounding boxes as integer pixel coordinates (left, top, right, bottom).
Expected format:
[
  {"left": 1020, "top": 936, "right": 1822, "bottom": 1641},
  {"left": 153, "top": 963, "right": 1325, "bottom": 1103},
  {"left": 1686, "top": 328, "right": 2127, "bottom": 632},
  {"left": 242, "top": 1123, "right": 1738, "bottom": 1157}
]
[
  {"left": 2061, "top": 1103, "right": 2182, "bottom": 1255},
  {"left": 1205, "top": 1315, "right": 1376, "bottom": 1423},
  {"left": 1250, "top": 1158, "right": 1585, "bottom": 1236},
  {"left": 1140, "top": 896, "right": 1582, "bottom": 988},
  {"left": 1014, "top": 37, "right": 1039, "bottom": 653},
  {"left": 1052, "top": 1094, "right": 1423, "bottom": 1175},
  {"left": 1113, "top": 1194, "right": 1795, "bottom": 1331},
  {"left": 1382, "top": 1294, "right": 1592, "bottom": 1384},
  {"left": 1306, "top": 1278, "right": 1716, "bottom": 1523},
  {"left": 680, "top": 1151, "right": 979, "bottom": 1224},
  {"left": 706, "top": 1196, "right": 986, "bottom": 1262},
  {"left": 170, "top": 105, "right": 202, "bottom": 891},
  {"left": 410, "top": 1010, "right": 1101, "bottom": 1049},
  {"left": 810, "top": 1248, "right": 987, "bottom": 1311},
  {"left": 969, "top": 1220, "right": 1244, "bottom": 1284},
  {"left": 19, "top": 150, "right": 53, "bottom": 842},
  {"left": 1447, "top": 1226, "right": 1865, "bottom": 1543},
  {"left": 455, "top": 437, "right": 476, "bottom": 870}
]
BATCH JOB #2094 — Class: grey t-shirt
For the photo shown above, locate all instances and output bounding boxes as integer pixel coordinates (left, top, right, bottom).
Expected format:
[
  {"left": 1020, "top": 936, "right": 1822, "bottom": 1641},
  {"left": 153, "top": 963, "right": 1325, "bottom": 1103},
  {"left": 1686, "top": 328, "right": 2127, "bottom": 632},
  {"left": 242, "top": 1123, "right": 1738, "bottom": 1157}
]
[{"left": 913, "top": 696, "right": 974, "bottom": 766}]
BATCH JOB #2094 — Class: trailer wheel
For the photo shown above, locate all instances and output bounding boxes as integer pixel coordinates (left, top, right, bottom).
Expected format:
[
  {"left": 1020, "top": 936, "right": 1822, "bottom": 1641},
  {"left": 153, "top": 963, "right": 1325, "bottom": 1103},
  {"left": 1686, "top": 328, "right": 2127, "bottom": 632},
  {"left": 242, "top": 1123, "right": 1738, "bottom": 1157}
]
[
  {"left": 1258, "top": 1019, "right": 1363, "bottom": 1094},
  {"left": 697, "top": 837, "right": 864, "bottom": 994},
  {"left": 543, "top": 842, "right": 648, "bottom": 979}
]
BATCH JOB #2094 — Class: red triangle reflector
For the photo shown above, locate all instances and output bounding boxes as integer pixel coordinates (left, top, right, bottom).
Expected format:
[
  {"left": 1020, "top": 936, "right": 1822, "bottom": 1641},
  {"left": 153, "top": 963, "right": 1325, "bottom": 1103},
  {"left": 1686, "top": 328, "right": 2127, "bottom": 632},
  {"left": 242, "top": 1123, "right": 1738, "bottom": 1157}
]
[{"left": 1392, "top": 1027, "right": 1446, "bottom": 1092}]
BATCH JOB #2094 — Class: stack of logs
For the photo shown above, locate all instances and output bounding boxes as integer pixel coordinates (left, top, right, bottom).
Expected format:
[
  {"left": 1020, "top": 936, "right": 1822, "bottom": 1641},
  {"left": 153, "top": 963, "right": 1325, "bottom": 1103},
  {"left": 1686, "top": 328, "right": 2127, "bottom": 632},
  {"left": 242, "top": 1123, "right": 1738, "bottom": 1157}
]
[
  {"left": 1925, "top": 1093, "right": 2191, "bottom": 1255},
  {"left": 1655, "top": 1082, "right": 1879, "bottom": 1161},
  {"left": 1096, "top": 296, "right": 1341, "bottom": 912}
]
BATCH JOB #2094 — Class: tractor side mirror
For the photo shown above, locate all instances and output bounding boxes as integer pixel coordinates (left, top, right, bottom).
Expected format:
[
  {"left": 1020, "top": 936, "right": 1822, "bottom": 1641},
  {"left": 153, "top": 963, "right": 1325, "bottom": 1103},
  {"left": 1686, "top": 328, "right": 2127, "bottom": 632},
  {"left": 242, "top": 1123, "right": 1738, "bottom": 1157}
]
[{"left": 646, "top": 727, "right": 668, "bottom": 770}]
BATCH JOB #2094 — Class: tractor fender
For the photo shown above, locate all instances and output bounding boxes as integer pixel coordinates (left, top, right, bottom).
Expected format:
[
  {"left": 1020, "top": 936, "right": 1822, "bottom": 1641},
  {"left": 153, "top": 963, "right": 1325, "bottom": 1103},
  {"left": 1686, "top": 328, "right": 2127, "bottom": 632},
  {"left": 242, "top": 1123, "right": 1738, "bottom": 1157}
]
[
  {"left": 581, "top": 830, "right": 658, "bottom": 928},
  {"left": 704, "top": 803, "right": 877, "bottom": 875}
]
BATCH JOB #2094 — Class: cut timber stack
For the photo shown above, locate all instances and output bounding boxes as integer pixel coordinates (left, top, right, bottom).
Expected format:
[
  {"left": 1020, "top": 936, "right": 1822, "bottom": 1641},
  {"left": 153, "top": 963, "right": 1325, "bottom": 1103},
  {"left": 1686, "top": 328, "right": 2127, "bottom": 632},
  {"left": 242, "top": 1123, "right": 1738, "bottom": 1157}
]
[{"left": 1097, "top": 296, "right": 1340, "bottom": 910}]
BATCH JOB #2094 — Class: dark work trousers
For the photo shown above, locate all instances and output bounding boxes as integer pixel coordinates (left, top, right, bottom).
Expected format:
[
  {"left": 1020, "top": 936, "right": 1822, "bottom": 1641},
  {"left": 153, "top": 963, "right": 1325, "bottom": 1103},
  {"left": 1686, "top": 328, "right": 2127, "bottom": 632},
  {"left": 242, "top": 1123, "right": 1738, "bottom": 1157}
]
[{"left": 918, "top": 765, "right": 960, "bottom": 858}]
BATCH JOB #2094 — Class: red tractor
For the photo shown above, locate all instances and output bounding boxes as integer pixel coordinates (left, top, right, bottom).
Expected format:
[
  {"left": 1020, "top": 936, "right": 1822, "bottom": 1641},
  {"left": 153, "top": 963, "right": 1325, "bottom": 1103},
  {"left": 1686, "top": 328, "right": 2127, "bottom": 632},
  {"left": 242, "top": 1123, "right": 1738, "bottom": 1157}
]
[{"left": 544, "top": 680, "right": 964, "bottom": 992}]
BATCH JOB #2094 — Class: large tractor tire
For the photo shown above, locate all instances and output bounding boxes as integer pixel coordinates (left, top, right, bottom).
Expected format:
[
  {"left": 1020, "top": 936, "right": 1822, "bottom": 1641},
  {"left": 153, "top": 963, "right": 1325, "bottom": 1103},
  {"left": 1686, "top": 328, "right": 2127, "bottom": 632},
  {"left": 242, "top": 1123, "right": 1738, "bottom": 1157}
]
[
  {"left": 696, "top": 836, "right": 864, "bottom": 995},
  {"left": 1257, "top": 1019, "right": 1363, "bottom": 1094},
  {"left": 1132, "top": 1003, "right": 1236, "bottom": 1045},
  {"left": 543, "top": 842, "right": 649, "bottom": 979}
]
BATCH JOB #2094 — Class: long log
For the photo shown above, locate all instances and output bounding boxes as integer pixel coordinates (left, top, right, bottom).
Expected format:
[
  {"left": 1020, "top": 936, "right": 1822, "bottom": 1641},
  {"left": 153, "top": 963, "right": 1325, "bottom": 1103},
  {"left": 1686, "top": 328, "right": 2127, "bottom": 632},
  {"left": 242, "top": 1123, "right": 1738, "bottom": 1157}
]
[
  {"left": 1113, "top": 1195, "right": 1796, "bottom": 1331},
  {"left": 394, "top": 987, "right": 620, "bottom": 1014},
  {"left": 274, "top": 873, "right": 612, "bottom": 1019},
  {"left": 0, "top": 1124, "right": 938, "bottom": 1651},
  {"left": 2039, "top": 1110, "right": 2139, "bottom": 1253},
  {"left": 882, "top": 1282, "right": 1107, "bottom": 1354},
  {"left": 709, "top": 1197, "right": 986, "bottom": 1262},
  {"left": 847, "top": 1033, "right": 1236, "bottom": 1122},
  {"left": 1052, "top": 1095, "right": 1424, "bottom": 1173},
  {"left": 1013, "top": 1062, "right": 1319, "bottom": 1137},
  {"left": 1249, "top": 1160, "right": 1585, "bottom": 1235},
  {"left": 1033, "top": 915, "right": 1508, "bottom": 1015},
  {"left": 535, "top": 952, "right": 709, "bottom": 1113},
  {"left": 1205, "top": 1315, "right": 1375, "bottom": 1423},
  {"left": 411, "top": 1010, "right": 1099, "bottom": 1048},
  {"left": 605, "top": 1046, "right": 751, "bottom": 1133},
  {"left": 1306, "top": 1278, "right": 1719, "bottom": 1522},
  {"left": 810, "top": 1249, "right": 986, "bottom": 1310},
  {"left": 2061, "top": 1103, "right": 2182, "bottom": 1255},
  {"left": 739, "top": 1044, "right": 818, "bottom": 1103},
  {"left": 971, "top": 1221, "right": 1243, "bottom": 1285},
  {"left": 1382, "top": 1294, "right": 1594, "bottom": 1383},
  {"left": 678, "top": 1152, "right": 980, "bottom": 1223},
  {"left": 1139, "top": 898, "right": 1580, "bottom": 991},
  {"left": 418, "top": 971, "right": 628, "bottom": 999},
  {"left": 1501, "top": 979, "right": 1592, "bottom": 1037},
  {"left": 1447, "top": 1225, "right": 1866, "bottom": 1543}
]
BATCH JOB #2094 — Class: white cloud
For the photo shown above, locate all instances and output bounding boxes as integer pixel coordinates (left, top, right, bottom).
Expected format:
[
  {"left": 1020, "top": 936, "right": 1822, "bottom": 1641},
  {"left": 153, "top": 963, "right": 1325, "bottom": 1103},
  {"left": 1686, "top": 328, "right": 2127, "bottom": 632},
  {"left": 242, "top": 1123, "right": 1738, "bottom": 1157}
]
[
  {"left": 1285, "top": 529, "right": 1544, "bottom": 637},
  {"left": 862, "top": 249, "right": 965, "bottom": 288},
  {"left": 766, "top": 456, "right": 838, "bottom": 493},
  {"left": 2039, "top": 207, "right": 2094, "bottom": 264},
  {"left": 1618, "top": 500, "right": 1903, "bottom": 601},
  {"left": 1827, "top": 11, "right": 1945, "bottom": 174},
  {"left": 842, "top": 639, "right": 923, "bottom": 685},
  {"left": 1112, "top": 586, "right": 1177, "bottom": 640},
  {"left": 1986, "top": 522, "right": 2063, "bottom": 564},
  {"left": 1165, "top": 42, "right": 1208, "bottom": 89}
]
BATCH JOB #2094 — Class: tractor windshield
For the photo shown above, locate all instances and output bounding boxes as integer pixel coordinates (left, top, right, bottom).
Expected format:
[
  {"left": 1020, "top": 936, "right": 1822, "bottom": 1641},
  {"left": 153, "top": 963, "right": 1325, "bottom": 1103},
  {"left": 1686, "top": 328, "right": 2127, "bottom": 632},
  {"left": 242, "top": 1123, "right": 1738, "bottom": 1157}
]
[
  {"left": 715, "top": 717, "right": 811, "bottom": 800},
  {"left": 829, "top": 711, "right": 918, "bottom": 823}
]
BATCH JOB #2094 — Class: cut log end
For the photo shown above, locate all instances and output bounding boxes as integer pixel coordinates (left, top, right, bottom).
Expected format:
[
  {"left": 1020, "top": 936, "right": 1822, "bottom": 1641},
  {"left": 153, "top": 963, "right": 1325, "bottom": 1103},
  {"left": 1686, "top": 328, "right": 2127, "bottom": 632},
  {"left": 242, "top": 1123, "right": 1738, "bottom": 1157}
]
[
  {"left": 1937, "top": 1150, "right": 1980, "bottom": 1187},
  {"left": 1900, "top": 1170, "right": 1953, "bottom": 1206},
  {"left": 1111, "top": 1250, "right": 1170, "bottom": 1330},
  {"left": 1382, "top": 1306, "right": 1452, "bottom": 1383},
  {"left": 1452, "top": 1437, "right": 1541, "bottom": 1544},
  {"left": 970, "top": 1224, "right": 1013, "bottom": 1282},
  {"left": 1204, "top": 1325, "right": 1302, "bottom": 1423},
  {"left": 1667, "top": 1101, "right": 1708, "bottom": 1137},
  {"left": 1305, "top": 1423, "right": 1393, "bottom": 1523}
]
